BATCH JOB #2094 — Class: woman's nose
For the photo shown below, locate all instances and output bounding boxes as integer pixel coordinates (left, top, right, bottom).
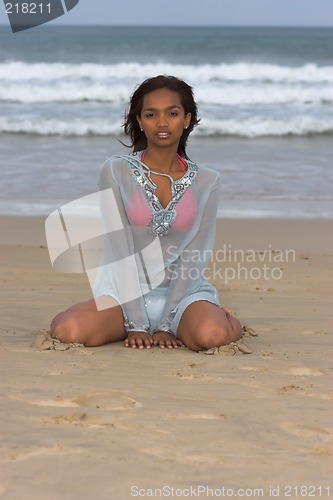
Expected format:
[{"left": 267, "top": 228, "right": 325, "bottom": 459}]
[{"left": 157, "top": 114, "right": 168, "bottom": 127}]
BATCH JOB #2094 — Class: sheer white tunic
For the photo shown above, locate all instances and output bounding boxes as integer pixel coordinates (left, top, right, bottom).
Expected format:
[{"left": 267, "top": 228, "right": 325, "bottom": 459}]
[{"left": 93, "top": 152, "right": 221, "bottom": 336}]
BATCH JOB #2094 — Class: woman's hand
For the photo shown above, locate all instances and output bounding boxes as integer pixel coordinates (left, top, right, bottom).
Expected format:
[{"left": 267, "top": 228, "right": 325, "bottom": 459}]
[
  {"left": 152, "top": 331, "right": 186, "bottom": 349},
  {"left": 124, "top": 331, "right": 153, "bottom": 349}
]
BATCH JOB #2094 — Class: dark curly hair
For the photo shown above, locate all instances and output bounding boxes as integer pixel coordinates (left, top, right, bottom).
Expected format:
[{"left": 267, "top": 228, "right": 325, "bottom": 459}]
[{"left": 123, "top": 75, "right": 200, "bottom": 160}]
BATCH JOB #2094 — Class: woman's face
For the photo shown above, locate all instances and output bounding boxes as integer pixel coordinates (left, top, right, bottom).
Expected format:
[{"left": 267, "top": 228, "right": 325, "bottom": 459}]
[{"left": 137, "top": 88, "right": 191, "bottom": 149}]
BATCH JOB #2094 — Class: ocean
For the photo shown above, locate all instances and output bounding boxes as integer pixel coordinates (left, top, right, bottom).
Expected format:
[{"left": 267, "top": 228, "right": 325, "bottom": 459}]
[{"left": 1, "top": 25, "right": 333, "bottom": 218}]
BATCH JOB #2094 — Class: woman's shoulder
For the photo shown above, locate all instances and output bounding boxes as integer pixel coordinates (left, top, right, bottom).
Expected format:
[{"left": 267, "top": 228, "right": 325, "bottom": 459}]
[
  {"left": 187, "top": 159, "right": 221, "bottom": 186},
  {"left": 104, "top": 152, "right": 134, "bottom": 166},
  {"left": 101, "top": 152, "right": 140, "bottom": 176},
  {"left": 98, "top": 153, "right": 138, "bottom": 189},
  {"left": 103, "top": 151, "right": 144, "bottom": 173}
]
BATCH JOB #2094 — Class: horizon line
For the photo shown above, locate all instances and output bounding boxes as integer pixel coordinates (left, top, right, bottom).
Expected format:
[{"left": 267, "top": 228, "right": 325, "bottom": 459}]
[{"left": 0, "top": 23, "right": 333, "bottom": 28}]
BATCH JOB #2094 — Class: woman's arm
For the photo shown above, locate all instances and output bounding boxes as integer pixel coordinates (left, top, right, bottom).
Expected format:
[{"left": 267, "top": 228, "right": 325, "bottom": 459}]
[{"left": 92, "top": 158, "right": 150, "bottom": 334}]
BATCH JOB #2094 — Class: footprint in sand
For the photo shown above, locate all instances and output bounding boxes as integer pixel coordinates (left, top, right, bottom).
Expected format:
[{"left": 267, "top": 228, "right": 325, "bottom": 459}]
[
  {"left": 42, "top": 412, "right": 140, "bottom": 430},
  {"left": 276, "top": 384, "right": 303, "bottom": 395},
  {"left": 31, "top": 398, "right": 79, "bottom": 408},
  {"left": 281, "top": 422, "right": 333, "bottom": 437},
  {"left": 306, "top": 448, "right": 333, "bottom": 455},
  {"left": 301, "top": 329, "right": 324, "bottom": 335},
  {"left": 252, "top": 366, "right": 327, "bottom": 377},
  {"left": 280, "top": 423, "right": 333, "bottom": 456},
  {"left": 163, "top": 413, "right": 226, "bottom": 421},
  {"left": 287, "top": 367, "right": 326, "bottom": 376},
  {"left": 172, "top": 367, "right": 266, "bottom": 393},
  {"left": 239, "top": 366, "right": 268, "bottom": 373},
  {"left": 305, "top": 392, "right": 333, "bottom": 400},
  {"left": 188, "top": 362, "right": 208, "bottom": 369},
  {"left": 73, "top": 392, "right": 141, "bottom": 410},
  {"left": 32, "top": 391, "right": 141, "bottom": 411},
  {"left": 140, "top": 447, "right": 225, "bottom": 465},
  {"left": 1, "top": 444, "right": 80, "bottom": 462},
  {"left": 172, "top": 370, "right": 219, "bottom": 382},
  {"left": 34, "top": 392, "right": 142, "bottom": 429},
  {"left": 47, "top": 369, "right": 68, "bottom": 375}
]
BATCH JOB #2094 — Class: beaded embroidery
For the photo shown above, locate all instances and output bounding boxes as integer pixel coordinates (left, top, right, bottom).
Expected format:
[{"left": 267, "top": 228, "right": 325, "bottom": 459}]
[
  {"left": 115, "top": 152, "right": 198, "bottom": 237},
  {"left": 124, "top": 317, "right": 150, "bottom": 333}
]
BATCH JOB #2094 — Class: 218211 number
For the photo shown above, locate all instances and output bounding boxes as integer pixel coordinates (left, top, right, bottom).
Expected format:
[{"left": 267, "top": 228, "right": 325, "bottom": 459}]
[{"left": 5, "top": 3, "right": 51, "bottom": 14}]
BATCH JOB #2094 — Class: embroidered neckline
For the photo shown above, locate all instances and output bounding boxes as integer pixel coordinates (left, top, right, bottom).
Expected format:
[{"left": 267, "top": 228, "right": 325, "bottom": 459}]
[{"left": 115, "top": 152, "right": 198, "bottom": 236}]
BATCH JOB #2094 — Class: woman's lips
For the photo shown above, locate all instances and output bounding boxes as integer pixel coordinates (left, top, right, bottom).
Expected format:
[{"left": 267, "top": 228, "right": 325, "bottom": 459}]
[{"left": 156, "top": 132, "right": 171, "bottom": 138}]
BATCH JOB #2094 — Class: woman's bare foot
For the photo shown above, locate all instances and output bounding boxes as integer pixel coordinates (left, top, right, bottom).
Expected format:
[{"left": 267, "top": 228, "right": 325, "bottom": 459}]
[{"left": 124, "top": 331, "right": 153, "bottom": 349}]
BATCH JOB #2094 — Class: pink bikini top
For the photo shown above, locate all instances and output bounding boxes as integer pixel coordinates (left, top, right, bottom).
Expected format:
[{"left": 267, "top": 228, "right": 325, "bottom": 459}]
[{"left": 127, "top": 153, "right": 198, "bottom": 232}]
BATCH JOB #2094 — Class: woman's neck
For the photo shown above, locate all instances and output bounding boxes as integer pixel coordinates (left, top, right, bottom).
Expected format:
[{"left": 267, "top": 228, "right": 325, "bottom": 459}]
[{"left": 142, "top": 146, "right": 181, "bottom": 174}]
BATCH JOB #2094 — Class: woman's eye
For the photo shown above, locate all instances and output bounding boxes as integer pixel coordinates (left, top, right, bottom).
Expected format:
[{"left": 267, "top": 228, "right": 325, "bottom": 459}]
[
  {"left": 170, "top": 111, "right": 179, "bottom": 116},
  {"left": 145, "top": 113, "right": 154, "bottom": 118}
]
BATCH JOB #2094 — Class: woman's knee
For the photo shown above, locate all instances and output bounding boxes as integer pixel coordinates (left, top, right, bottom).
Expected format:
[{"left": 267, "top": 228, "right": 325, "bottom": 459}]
[
  {"left": 197, "top": 324, "right": 230, "bottom": 349},
  {"left": 50, "top": 313, "right": 84, "bottom": 344},
  {"left": 194, "top": 317, "right": 241, "bottom": 349}
]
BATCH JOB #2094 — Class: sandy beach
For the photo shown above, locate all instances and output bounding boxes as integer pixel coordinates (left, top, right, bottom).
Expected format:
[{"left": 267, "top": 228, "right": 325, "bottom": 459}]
[{"left": 1, "top": 215, "right": 332, "bottom": 499}]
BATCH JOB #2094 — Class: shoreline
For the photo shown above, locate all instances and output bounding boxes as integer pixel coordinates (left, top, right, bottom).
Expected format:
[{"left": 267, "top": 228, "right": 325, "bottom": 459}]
[{"left": 1, "top": 134, "right": 333, "bottom": 221}]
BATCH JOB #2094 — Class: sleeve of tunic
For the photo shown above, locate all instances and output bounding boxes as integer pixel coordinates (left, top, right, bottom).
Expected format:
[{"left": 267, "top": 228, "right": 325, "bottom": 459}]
[
  {"left": 155, "top": 171, "right": 222, "bottom": 335},
  {"left": 92, "top": 158, "right": 150, "bottom": 333}
]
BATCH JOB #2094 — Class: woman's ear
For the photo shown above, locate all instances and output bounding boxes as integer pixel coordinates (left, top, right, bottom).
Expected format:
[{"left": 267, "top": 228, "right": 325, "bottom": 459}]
[
  {"left": 136, "top": 115, "right": 142, "bottom": 130},
  {"left": 184, "top": 112, "right": 191, "bottom": 129}
]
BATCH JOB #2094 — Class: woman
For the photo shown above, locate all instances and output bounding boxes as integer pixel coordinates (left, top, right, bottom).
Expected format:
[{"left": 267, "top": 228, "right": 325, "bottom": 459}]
[{"left": 50, "top": 75, "right": 242, "bottom": 351}]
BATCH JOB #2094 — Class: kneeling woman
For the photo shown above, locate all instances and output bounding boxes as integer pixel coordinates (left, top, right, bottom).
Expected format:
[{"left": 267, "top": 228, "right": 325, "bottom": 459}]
[{"left": 50, "top": 75, "right": 242, "bottom": 351}]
